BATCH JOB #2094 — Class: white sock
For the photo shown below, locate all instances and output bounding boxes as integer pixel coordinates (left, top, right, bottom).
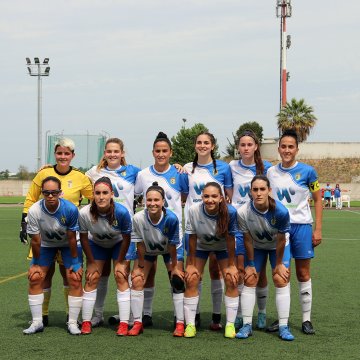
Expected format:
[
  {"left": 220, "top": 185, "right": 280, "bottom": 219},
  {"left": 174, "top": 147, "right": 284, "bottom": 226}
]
[
  {"left": 299, "top": 279, "right": 312, "bottom": 322},
  {"left": 143, "top": 287, "right": 155, "bottom": 317},
  {"left": 94, "top": 276, "right": 109, "bottom": 317},
  {"left": 211, "top": 279, "right": 224, "bottom": 314},
  {"left": 131, "top": 289, "right": 144, "bottom": 323},
  {"left": 68, "top": 296, "right": 82, "bottom": 323},
  {"left": 196, "top": 281, "right": 203, "bottom": 314},
  {"left": 256, "top": 285, "right": 268, "bottom": 314},
  {"left": 225, "top": 296, "right": 239, "bottom": 326},
  {"left": 128, "top": 274, "right": 132, "bottom": 289},
  {"left": 170, "top": 286, "right": 176, "bottom": 317},
  {"left": 117, "top": 288, "right": 131, "bottom": 324},
  {"left": 173, "top": 293, "right": 184, "bottom": 323},
  {"left": 82, "top": 289, "right": 97, "bottom": 322},
  {"left": 237, "top": 284, "right": 244, "bottom": 317},
  {"left": 28, "top": 294, "right": 44, "bottom": 323},
  {"left": 276, "top": 284, "right": 290, "bottom": 327},
  {"left": 241, "top": 286, "right": 256, "bottom": 325},
  {"left": 184, "top": 296, "right": 199, "bottom": 326}
]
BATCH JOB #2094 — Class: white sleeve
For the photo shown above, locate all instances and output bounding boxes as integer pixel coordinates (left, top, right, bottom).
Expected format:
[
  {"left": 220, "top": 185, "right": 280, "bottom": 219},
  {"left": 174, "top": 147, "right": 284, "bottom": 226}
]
[
  {"left": 134, "top": 173, "right": 143, "bottom": 196},
  {"left": 85, "top": 167, "right": 97, "bottom": 185},
  {"left": 27, "top": 209, "right": 40, "bottom": 235},
  {"left": 131, "top": 217, "right": 143, "bottom": 243},
  {"left": 236, "top": 209, "right": 249, "bottom": 234},
  {"left": 185, "top": 207, "right": 196, "bottom": 235},
  {"left": 78, "top": 211, "right": 89, "bottom": 233}
]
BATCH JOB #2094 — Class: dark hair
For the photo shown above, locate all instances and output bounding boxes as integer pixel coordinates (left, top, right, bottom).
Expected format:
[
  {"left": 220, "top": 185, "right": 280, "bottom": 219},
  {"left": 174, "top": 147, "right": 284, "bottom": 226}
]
[
  {"left": 153, "top": 132, "right": 172, "bottom": 150},
  {"left": 42, "top": 176, "right": 61, "bottom": 190},
  {"left": 90, "top": 176, "right": 115, "bottom": 225},
  {"left": 279, "top": 128, "right": 298, "bottom": 147},
  {"left": 202, "top": 182, "right": 229, "bottom": 239},
  {"left": 238, "top": 129, "right": 264, "bottom": 175},
  {"left": 250, "top": 175, "right": 276, "bottom": 214},
  {"left": 192, "top": 131, "right": 217, "bottom": 174},
  {"left": 146, "top": 181, "right": 167, "bottom": 215}
]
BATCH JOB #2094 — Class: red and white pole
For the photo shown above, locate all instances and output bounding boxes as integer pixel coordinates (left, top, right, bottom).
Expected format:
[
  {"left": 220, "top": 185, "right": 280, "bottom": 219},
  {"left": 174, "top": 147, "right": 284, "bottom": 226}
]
[{"left": 282, "top": 3, "right": 287, "bottom": 106}]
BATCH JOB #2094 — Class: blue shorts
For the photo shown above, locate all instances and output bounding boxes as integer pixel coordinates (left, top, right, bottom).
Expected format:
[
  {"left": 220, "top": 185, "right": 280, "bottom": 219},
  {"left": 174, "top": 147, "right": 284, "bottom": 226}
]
[
  {"left": 289, "top": 223, "right": 314, "bottom": 259},
  {"left": 144, "top": 242, "right": 184, "bottom": 263},
  {"left": 195, "top": 249, "right": 228, "bottom": 261},
  {"left": 89, "top": 240, "right": 130, "bottom": 262},
  {"left": 31, "top": 246, "right": 83, "bottom": 269},
  {"left": 235, "top": 232, "right": 245, "bottom": 256},
  {"left": 244, "top": 244, "right": 291, "bottom": 273}
]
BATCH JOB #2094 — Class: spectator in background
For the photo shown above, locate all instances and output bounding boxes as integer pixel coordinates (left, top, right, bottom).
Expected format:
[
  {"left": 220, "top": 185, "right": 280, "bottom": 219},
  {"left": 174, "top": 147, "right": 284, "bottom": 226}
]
[
  {"left": 324, "top": 182, "right": 332, "bottom": 209},
  {"left": 334, "top": 184, "right": 342, "bottom": 210}
]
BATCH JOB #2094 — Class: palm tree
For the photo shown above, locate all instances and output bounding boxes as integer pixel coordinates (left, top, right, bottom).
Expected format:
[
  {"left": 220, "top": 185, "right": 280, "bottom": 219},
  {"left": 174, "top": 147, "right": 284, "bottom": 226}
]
[{"left": 276, "top": 98, "right": 318, "bottom": 142}]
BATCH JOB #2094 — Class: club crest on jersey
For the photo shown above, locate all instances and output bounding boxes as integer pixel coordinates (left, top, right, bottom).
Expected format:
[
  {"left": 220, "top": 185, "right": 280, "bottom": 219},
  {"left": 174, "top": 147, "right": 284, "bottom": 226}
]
[
  {"left": 67, "top": 181, "right": 73, "bottom": 188},
  {"left": 271, "top": 218, "right": 276, "bottom": 225},
  {"left": 112, "top": 220, "right": 118, "bottom": 227},
  {"left": 121, "top": 171, "right": 126, "bottom": 177},
  {"left": 213, "top": 169, "right": 218, "bottom": 176},
  {"left": 164, "top": 227, "right": 168, "bottom": 234},
  {"left": 61, "top": 216, "right": 66, "bottom": 224},
  {"left": 295, "top": 173, "right": 301, "bottom": 180},
  {"left": 170, "top": 177, "right": 176, "bottom": 184}
]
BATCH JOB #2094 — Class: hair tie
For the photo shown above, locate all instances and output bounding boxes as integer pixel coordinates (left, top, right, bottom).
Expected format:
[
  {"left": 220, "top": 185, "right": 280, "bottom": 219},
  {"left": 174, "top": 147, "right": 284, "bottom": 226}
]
[{"left": 94, "top": 182, "right": 112, "bottom": 191}]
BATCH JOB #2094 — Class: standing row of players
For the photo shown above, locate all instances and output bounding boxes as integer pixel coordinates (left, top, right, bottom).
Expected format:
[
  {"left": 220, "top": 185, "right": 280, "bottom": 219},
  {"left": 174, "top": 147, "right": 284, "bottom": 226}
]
[{"left": 21, "top": 128, "right": 322, "bottom": 340}]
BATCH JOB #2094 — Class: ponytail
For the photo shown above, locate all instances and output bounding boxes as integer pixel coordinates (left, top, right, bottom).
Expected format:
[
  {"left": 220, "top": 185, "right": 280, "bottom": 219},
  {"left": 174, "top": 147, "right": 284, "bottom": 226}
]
[
  {"left": 97, "top": 138, "right": 127, "bottom": 172},
  {"left": 192, "top": 131, "right": 217, "bottom": 173},
  {"left": 202, "top": 182, "right": 229, "bottom": 239}
]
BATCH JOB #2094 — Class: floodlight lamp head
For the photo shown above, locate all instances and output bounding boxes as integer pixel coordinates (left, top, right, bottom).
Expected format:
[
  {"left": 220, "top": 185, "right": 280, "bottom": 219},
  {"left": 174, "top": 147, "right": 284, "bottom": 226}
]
[
  {"left": 43, "top": 58, "right": 49, "bottom": 64},
  {"left": 286, "top": 72, "right": 290, "bottom": 81},
  {"left": 34, "top": 57, "right": 40, "bottom": 64},
  {"left": 27, "top": 67, "right": 31, "bottom": 75},
  {"left": 26, "top": 57, "right": 31, "bottom": 64},
  {"left": 45, "top": 67, "right": 50, "bottom": 74}
]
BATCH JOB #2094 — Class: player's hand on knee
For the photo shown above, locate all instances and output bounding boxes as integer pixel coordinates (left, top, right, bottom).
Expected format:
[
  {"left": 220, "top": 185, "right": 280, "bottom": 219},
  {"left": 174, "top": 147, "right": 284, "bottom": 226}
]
[
  {"left": 69, "top": 265, "right": 83, "bottom": 282},
  {"left": 171, "top": 267, "right": 185, "bottom": 281},
  {"left": 85, "top": 262, "right": 101, "bottom": 284},
  {"left": 131, "top": 268, "right": 145, "bottom": 284},
  {"left": 244, "top": 265, "right": 257, "bottom": 282},
  {"left": 224, "top": 265, "right": 238, "bottom": 286},
  {"left": 28, "top": 265, "right": 42, "bottom": 280},
  {"left": 273, "top": 264, "right": 289, "bottom": 282},
  {"left": 115, "top": 262, "right": 129, "bottom": 280},
  {"left": 185, "top": 265, "right": 200, "bottom": 283}
]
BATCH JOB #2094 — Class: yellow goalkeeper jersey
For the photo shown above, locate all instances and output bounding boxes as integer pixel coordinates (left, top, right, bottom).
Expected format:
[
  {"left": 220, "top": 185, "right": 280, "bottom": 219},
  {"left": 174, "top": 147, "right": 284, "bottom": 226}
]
[{"left": 23, "top": 166, "right": 93, "bottom": 213}]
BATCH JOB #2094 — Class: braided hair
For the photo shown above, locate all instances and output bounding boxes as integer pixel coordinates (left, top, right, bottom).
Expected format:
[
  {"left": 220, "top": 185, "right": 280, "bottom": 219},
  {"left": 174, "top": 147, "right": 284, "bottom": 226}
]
[{"left": 192, "top": 131, "right": 217, "bottom": 174}]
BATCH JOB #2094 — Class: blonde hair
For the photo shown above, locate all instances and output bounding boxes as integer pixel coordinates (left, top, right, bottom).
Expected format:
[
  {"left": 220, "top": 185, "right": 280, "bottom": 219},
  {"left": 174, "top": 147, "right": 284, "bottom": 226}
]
[
  {"left": 54, "top": 138, "right": 75, "bottom": 152},
  {"left": 97, "top": 138, "right": 127, "bottom": 171}
]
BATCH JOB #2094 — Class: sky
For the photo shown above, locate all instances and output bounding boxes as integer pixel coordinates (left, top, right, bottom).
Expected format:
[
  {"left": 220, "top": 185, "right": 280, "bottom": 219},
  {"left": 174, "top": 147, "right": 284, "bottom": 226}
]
[{"left": 1, "top": 0, "right": 359, "bottom": 172}]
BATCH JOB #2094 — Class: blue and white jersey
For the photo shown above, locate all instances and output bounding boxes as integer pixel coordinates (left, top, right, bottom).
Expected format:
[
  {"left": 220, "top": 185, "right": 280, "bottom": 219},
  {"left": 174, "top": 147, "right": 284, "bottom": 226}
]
[
  {"left": 131, "top": 209, "right": 179, "bottom": 256},
  {"left": 230, "top": 160, "right": 273, "bottom": 210},
  {"left": 267, "top": 162, "right": 319, "bottom": 225},
  {"left": 237, "top": 200, "right": 290, "bottom": 251},
  {"left": 183, "top": 159, "right": 232, "bottom": 223},
  {"left": 27, "top": 198, "right": 79, "bottom": 248},
  {"left": 134, "top": 165, "right": 188, "bottom": 247},
  {"left": 185, "top": 203, "right": 238, "bottom": 252},
  {"left": 78, "top": 202, "right": 132, "bottom": 248},
  {"left": 86, "top": 164, "right": 141, "bottom": 217}
]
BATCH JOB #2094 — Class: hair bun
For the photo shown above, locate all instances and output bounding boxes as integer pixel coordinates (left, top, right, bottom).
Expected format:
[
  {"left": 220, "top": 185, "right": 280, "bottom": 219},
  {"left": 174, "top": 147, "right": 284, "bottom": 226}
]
[
  {"left": 156, "top": 132, "right": 168, "bottom": 139},
  {"left": 283, "top": 128, "right": 297, "bottom": 137},
  {"left": 152, "top": 181, "right": 158, "bottom": 186}
]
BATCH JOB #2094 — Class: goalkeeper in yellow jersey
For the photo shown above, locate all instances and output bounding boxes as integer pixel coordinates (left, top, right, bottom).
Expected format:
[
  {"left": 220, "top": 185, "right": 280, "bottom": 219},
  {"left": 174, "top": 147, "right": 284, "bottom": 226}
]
[{"left": 20, "top": 137, "right": 93, "bottom": 326}]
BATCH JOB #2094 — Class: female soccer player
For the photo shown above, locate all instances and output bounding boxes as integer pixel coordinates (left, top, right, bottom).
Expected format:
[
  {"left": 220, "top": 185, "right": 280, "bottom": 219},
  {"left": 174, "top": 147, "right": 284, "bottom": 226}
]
[
  {"left": 236, "top": 175, "right": 293, "bottom": 341},
  {"left": 129, "top": 182, "right": 185, "bottom": 336},
  {"left": 230, "top": 129, "right": 273, "bottom": 330},
  {"left": 133, "top": 132, "right": 188, "bottom": 329},
  {"left": 21, "top": 138, "right": 93, "bottom": 326},
  {"left": 184, "top": 182, "right": 239, "bottom": 338},
  {"left": 85, "top": 138, "right": 141, "bottom": 327},
  {"left": 25, "top": 176, "right": 83, "bottom": 335},
  {"left": 267, "top": 128, "right": 323, "bottom": 334},
  {"left": 78, "top": 177, "right": 132, "bottom": 335},
  {"left": 183, "top": 131, "right": 233, "bottom": 330}
]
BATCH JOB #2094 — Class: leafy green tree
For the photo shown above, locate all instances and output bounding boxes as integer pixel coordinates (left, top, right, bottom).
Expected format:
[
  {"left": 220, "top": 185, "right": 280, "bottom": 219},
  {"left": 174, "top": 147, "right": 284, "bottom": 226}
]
[
  {"left": 17, "top": 165, "right": 30, "bottom": 180},
  {"left": 276, "top": 97, "right": 317, "bottom": 142},
  {"left": 222, "top": 133, "right": 238, "bottom": 158},
  {"left": 170, "top": 123, "right": 220, "bottom": 165},
  {"left": 236, "top": 122, "right": 264, "bottom": 144},
  {"left": 4, "top": 169, "right": 9, "bottom": 179}
]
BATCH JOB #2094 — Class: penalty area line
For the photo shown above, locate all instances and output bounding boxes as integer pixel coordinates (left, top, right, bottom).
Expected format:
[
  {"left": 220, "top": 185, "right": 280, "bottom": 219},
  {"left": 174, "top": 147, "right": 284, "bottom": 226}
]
[
  {"left": 345, "top": 210, "right": 360, "bottom": 215},
  {"left": 0, "top": 272, "right": 27, "bottom": 284}
]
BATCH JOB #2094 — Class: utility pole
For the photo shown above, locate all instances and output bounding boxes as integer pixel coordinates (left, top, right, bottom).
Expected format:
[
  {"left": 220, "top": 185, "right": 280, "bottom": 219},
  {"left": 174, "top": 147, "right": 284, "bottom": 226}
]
[
  {"left": 182, "top": 118, "right": 187, "bottom": 129},
  {"left": 26, "top": 57, "right": 50, "bottom": 170}
]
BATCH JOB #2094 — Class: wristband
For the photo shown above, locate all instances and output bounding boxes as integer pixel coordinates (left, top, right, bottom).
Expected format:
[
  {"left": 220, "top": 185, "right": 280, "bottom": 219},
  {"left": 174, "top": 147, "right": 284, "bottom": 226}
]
[
  {"left": 248, "top": 259, "right": 255, "bottom": 267},
  {"left": 71, "top": 256, "right": 81, "bottom": 272},
  {"left": 33, "top": 258, "right": 39, "bottom": 265}
]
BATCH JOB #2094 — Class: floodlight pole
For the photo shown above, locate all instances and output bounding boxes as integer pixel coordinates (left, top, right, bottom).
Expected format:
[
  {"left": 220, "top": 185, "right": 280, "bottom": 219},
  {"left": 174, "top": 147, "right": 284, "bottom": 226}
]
[{"left": 26, "top": 58, "right": 50, "bottom": 170}]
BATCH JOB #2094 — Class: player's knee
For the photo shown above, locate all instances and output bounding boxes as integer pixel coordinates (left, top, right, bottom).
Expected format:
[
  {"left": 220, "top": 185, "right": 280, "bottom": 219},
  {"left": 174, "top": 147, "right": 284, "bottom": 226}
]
[
  {"left": 272, "top": 274, "right": 287, "bottom": 288},
  {"left": 171, "top": 274, "right": 185, "bottom": 294},
  {"left": 244, "top": 276, "right": 258, "bottom": 288},
  {"left": 224, "top": 275, "right": 237, "bottom": 290},
  {"left": 296, "top": 268, "right": 310, "bottom": 282},
  {"left": 131, "top": 275, "right": 144, "bottom": 290},
  {"left": 185, "top": 274, "right": 199, "bottom": 289},
  {"left": 115, "top": 272, "right": 128, "bottom": 285},
  {"left": 29, "top": 273, "right": 42, "bottom": 287}
]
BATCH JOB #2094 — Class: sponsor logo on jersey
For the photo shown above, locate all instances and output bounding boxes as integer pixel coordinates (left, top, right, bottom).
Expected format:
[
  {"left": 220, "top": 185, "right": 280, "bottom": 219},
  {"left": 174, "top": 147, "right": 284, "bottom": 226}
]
[
  {"left": 238, "top": 184, "right": 251, "bottom": 198},
  {"left": 198, "top": 220, "right": 205, "bottom": 224},
  {"left": 204, "top": 234, "right": 222, "bottom": 242},
  {"left": 170, "top": 177, "right": 176, "bottom": 184},
  {"left": 121, "top": 171, "right": 126, "bottom": 176},
  {"left": 61, "top": 216, "right": 66, "bottom": 224},
  {"left": 248, "top": 218, "right": 255, "bottom": 222},
  {"left": 276, "top": 187, "right": 295, "bottom": 203},
  {"left": 112, "top": 220, "right": 118, "bottom": 227},
  {"left": 194, "top": 182, "right": 206, "bottom": 195},
  {"left": 295, "top": 173, "right": 301, "bottom": 180},
  {"left": 67, "top": 181, "right": 73, "bottom": 188},
  {"left": 254, "top": 230, "right": 273, "bottom": 242},
  {"left": 164, "top": 227, "right": 168, "bottom": 234},
  {"left": 44, "top": 231, "right": 63, "bottom": 240},
  {"left": 213, "top": 169, "right": 218, "bottom": 176},
  {"left": 271, "top": 218, "right": 276, "bottom": 225}
]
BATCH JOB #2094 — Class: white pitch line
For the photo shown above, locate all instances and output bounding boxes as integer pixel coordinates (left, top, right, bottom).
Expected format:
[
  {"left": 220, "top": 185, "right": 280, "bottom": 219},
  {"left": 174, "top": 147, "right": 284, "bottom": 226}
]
[
  {"left": 344, "top": 210, "right": 360, "bottom": 215},
  {"left": 323, "top": 238, "right": 360, "bottom": 241}
]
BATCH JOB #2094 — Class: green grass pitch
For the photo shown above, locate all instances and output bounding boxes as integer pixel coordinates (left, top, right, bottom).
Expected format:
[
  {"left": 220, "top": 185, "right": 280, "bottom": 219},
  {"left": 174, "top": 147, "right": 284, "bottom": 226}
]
[{"left": 0, "top": 207, "right": 359, "bottom": 359}]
